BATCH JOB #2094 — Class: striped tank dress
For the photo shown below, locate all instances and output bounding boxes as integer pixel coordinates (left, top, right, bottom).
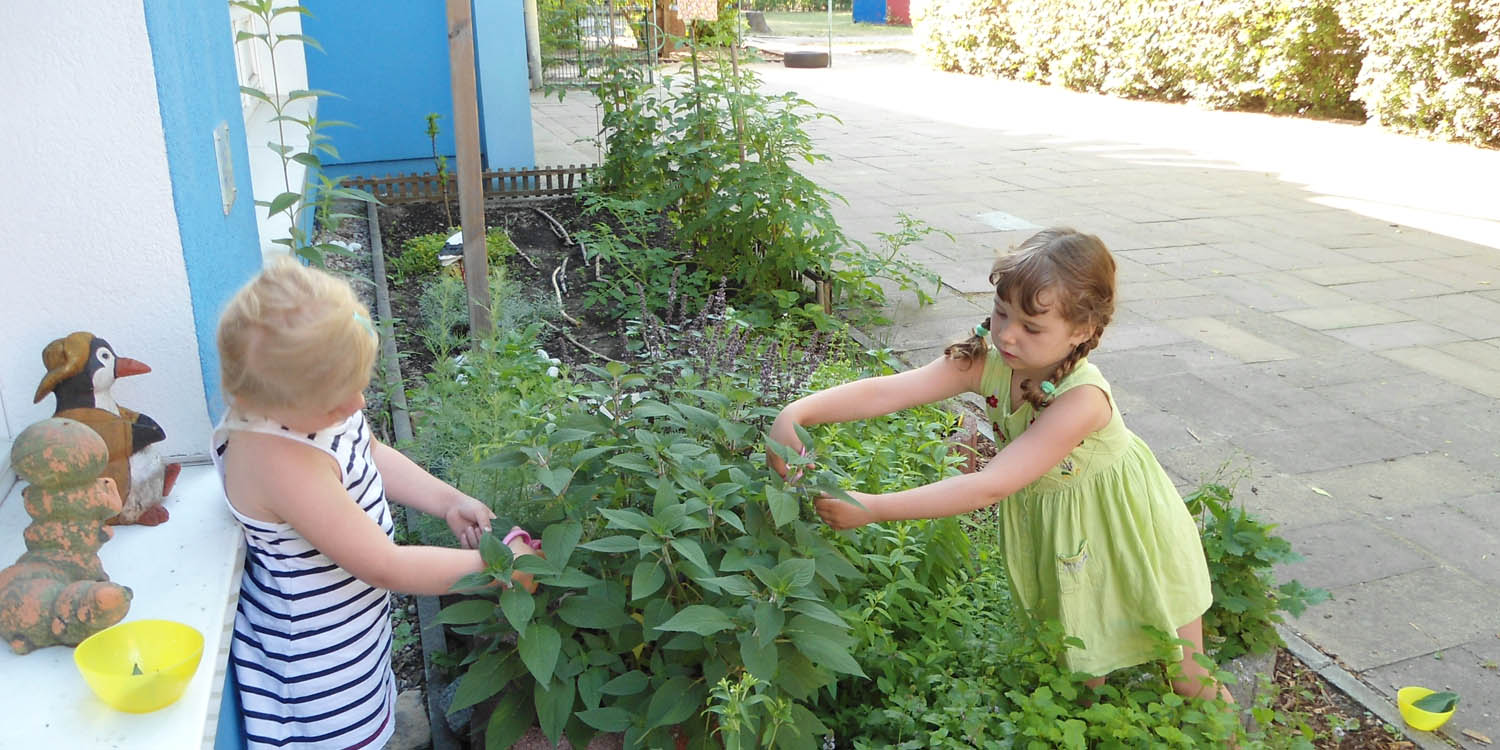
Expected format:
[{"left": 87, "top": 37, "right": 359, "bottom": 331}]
[{"left": 212, "top": 410, "right": 396, "bottom": 749}]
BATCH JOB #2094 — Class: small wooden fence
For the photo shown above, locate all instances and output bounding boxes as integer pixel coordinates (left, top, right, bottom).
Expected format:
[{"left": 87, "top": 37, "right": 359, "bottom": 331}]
[{"left": 344, "top": 164, "right": 592, "bottom": 205}]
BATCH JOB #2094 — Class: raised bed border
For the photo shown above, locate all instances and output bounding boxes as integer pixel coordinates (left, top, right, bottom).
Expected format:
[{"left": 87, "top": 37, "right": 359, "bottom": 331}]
[{"left": 347, "top": 164, "right": 593, "bottom": 205}]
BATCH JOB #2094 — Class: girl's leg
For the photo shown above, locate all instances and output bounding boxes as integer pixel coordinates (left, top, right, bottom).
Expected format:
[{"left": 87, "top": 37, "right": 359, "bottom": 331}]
[{"left": 1174, "top": 617, "right": 1234, "bottom": 703}]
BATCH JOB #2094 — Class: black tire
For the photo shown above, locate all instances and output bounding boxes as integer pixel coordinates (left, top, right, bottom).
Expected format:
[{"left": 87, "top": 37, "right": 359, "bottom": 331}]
[{"left": 783, "top": 50, "right": 830, "bottom": 69}]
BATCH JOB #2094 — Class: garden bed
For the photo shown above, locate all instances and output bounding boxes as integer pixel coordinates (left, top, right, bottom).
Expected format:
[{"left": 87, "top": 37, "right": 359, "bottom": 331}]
[{"left": 357, "top": 192, "right": 1421, "bottom": 749}]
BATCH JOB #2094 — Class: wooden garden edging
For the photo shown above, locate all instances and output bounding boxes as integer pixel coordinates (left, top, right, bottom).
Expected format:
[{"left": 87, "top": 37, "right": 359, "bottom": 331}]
[{"left": 345, "top": 164, "right": 592, "bottom": 204}]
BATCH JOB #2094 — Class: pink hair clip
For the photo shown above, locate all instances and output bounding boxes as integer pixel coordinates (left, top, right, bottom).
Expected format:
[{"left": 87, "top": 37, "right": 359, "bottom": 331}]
[{"left": 502, "top": 526, "right": 543, "bottom": 551}]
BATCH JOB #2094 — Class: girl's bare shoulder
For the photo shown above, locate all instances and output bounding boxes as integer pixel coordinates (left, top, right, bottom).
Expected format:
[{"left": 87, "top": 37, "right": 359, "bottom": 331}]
[{"left": 222, "top": 430, "right": 339, "bottom": 523}]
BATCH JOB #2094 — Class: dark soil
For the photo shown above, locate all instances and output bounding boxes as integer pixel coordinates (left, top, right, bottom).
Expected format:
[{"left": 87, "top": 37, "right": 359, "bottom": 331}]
[{"left": 376, "top": 196, "right": 629, "bottom": 387}]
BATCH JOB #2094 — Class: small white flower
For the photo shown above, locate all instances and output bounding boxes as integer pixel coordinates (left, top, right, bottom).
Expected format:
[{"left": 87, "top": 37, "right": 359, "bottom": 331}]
[
  {"left": 546, "top": 366, "right": 560, "bottom": 378},
  {"left": 536, "top": 348, "right": 550, "bottom": 360}
]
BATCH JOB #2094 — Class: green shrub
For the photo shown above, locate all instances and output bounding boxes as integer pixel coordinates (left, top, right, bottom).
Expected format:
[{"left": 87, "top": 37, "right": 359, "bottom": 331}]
[
  {"left": 389, "top": 228, "right": 518, "bottom": 283},
  {"left": 1340, "top": 0, "right": 1500, "bottom": 145}
]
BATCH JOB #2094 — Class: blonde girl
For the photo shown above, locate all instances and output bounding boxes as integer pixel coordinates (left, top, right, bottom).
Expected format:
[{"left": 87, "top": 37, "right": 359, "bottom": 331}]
[
  {"left": 769, "top": 228, "right": 1230, "bottom": 704},
  {"left": 213, "top": 258, "right": 539, "bottom": 749}
]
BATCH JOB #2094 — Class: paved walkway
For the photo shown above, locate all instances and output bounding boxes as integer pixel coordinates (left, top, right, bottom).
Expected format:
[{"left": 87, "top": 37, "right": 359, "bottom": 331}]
[{"left": 533, "top": 50, "right": 1500, "bottom": 745}]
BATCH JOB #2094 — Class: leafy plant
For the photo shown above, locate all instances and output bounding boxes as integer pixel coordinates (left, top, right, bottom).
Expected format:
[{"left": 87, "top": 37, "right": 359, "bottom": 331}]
[
  {"left": 230, "top": 0, "right": 378, "bottom": 265},
  {"left": 832, "top": 213, "right": 948, "bottom": 324},
  {"left": 1186, "top": 482, "right": 1330, "bottom": 662},
  {"left": 390, "top": 228, "right": 517, "bottom": 282},
  {"left": 424, "top": 113, "right": 455, "bottom": 229}
]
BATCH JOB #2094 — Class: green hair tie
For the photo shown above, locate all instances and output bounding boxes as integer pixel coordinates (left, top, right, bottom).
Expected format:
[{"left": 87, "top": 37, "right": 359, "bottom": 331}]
[
  {"left": 1040, "top": 381, "right": 1058, "bottom": 399},
  {"left": 353, "top": 312, "right": 377, "bottom": 338},
  {"left": 974, "top": 321, "right": 990, "bottom": 338}
]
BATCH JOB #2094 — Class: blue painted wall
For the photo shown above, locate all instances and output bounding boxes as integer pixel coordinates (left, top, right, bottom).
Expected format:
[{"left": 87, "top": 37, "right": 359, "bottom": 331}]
[
  {"left": 853, "top": 0, "right": 886, "bottom": 24},
  {"left": 303, "top": 1, "right": 455, "bottom": 177},
  {"left": 473, "top": 0, "right": 536, "bottom": 169},
  {"left": 304, "top": 0, "right": 534, "bottom": 178},
  {"left": 143, "top": 0, "right": 266, "bottom": 422}
]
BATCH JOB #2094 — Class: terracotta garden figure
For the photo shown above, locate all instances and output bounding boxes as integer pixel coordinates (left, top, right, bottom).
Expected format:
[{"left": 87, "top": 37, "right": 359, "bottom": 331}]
[
  {"left": 0, "top": 417, "right": 133, "bottom": 654},
  {"left": 33, "top": 331, "right": 181, "bottom": 525}
]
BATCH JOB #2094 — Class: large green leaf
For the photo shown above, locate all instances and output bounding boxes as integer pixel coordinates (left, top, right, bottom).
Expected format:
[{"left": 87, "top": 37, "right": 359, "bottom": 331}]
[
  {"left": 631, "top": 560, "right": 666, "bottom": 601},
  {"left": 668, "top": 538, "right": 711, "bottom": 574},
  {"left": 788, "top": 630, "right": 864, "bottom": 677},
  {"left": 577, "top": 706, "right": 633, "bottom": 732},
  {"left": 447, "top": 651, "right": 507, "bottom": 715},
  {"left": 601, "top": 670, "right": 649, "bottom": 696},
  {"left": 435, "top": 599, "right": 494, "bottom": 625},
  {"left": 645, "top": 675, "right": 699, "bottom": 730},
  {"left": 739, "top": 631, "right": 779, "bottom": 682},
  {"left": 518, "top": 622, "right": 562, "bottom": 684},
  {"left": 580, "top": 535, "right": 640, "bottom": 553},
  {"left": 538, "top": 466, "right": 574, "bottom": 496},
  {"left": 787, "top": 600, "right": 845, "bottom": 628},
  {"left": 542, "top": 521, "right": 583, "bottom": 567},
  {"left": 480, "top": 532, "right": 511, "bottom": 569},
  {"left": 534, "top": 676, "right": 575, "bottom": 746},
  {"left": 656, "top": 604, "right": 734, "bottom": 636},
  {"left": 753, "top": 601, "right": 785, "bottom": 648},
  {"left": 766, "top": 486, "right": 799, "bottom": 528},
  {"left": 600, "top": 507, "right": 654, "bottom": 533},
  {"left": 559, "top": 595, "right": 634, "bottom": 629},
  {"left": 498, "top": 588, "right": 534, "bottom": 632},
  {"left": 485, "top": 689, "right": 533, "bottom": 750},
  {"left": 576, "top": 667, "right": 608, "bottom": 710}
]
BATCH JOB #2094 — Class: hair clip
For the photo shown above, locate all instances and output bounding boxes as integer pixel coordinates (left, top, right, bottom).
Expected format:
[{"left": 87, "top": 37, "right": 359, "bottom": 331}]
[
  {"left": 1040, "top": 381, "right": 1058, "bottom": 399},
  {"left": 974, "top": 320, "right": 990, "bottom": 338},
  {"left": 353, "top": 312, "right": 377, "bottom": 338}
]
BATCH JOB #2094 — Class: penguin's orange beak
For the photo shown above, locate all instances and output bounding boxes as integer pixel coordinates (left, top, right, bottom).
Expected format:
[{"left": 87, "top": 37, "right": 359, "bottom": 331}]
[{"left": 115, "top": 357, "right": 151, "bottom": 378}]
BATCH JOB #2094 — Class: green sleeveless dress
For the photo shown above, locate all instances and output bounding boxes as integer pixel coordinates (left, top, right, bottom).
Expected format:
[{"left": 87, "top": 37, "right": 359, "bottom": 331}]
[{"left": 978, "top": 353, "right": 1212, "bottom": 676}]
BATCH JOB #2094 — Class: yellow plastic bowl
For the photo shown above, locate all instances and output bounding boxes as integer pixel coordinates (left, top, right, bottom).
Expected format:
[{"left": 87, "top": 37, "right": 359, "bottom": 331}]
[
  {"left": 1397, "top": 686, "right": 1456, "bottom": 732},
  {"left": 74, "top": 619, "right": 204, "bottom": 713}
]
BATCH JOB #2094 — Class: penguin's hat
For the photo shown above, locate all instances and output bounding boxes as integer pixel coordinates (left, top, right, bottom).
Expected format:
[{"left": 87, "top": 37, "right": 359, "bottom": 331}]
[{"left": 34, "top": 332, "right": 98, "bottom": 403}]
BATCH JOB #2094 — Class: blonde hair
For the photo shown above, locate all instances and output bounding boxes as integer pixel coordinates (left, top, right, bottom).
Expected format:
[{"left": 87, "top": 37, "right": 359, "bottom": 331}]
[
  {"left": 945, "top": 227, "right": 1116, "bottom": 409},
  {"left": 217, "top": 257, "right": 378, "bottom": 415}
]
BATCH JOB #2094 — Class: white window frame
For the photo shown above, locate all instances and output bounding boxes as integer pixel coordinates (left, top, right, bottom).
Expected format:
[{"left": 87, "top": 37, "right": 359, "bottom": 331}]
[{"left": 231, "top": 10, "right": 267, "bottom": 115}]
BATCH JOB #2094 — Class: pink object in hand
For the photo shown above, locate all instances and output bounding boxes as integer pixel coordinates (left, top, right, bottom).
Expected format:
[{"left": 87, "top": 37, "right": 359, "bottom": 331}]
[{"left": 502, "top": 526, "right": 543, "bottom": 551}]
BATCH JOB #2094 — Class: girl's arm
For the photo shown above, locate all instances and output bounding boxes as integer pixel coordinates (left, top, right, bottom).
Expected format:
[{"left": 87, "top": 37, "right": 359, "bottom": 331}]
[
  {"left": 242, "top": 436, "right": 531, "bottom": 595},
  {"left": 816, "top": 384, "right": 1111, "bottom": 528},
  {"left": 769, "top": 354, "right": 984, "bottom": 476},
  {"left": 372, "top": 440, "right": 496, "bottom": 550}
]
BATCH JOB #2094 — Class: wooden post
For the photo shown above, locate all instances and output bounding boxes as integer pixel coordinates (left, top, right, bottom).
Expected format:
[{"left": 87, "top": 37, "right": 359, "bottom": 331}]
[{"left": 447, "top": 0, "right": 492, "bottom": 336}]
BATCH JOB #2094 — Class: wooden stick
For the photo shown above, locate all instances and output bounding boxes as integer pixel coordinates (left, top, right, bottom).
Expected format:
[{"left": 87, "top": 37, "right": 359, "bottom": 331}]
[{"left": 552, "top": 266, "right": 583, "bottom": 326}]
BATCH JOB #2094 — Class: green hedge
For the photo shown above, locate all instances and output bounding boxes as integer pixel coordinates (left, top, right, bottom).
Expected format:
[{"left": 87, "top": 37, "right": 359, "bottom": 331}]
[{"left": 913, "top": 0, "right": 1500, "bottom": 146}]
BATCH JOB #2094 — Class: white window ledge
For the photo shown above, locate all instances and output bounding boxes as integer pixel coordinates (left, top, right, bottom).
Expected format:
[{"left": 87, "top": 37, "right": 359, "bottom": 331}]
[{"left": 0, "top": 463, "right": 243, "bottom": 749}]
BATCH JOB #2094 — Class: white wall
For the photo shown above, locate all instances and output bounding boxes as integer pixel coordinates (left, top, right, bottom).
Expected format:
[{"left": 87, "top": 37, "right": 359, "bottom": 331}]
[
  {"left": 231, "top": 1, "right": 313, "bottom": 260},
  {"left": 0, "top": 2, "right": 214, "bottom": 490}
]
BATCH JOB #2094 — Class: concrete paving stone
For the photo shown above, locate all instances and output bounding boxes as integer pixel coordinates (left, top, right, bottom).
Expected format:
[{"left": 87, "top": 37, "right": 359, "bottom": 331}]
[
  {"left": 1313, "top": 372, "right": 1481, "bottom": 415},
  {"left": 1162, "top": 316, "right": 1300, "bottom": 363},
  {"left": 1379, "top": 346, "right": 1500, "bottom": 399},
  {"left": 1117, "top": 370, "right": 1288, "bottom": 438},
  {"left": 1112, "top": 396, "right": 1207, "bottom": 454},
  {"left": 1095, "top": 321, "right": 1194, "bottom": 352},
  {"left": 1116, "top": 244, "right": 1231, "bottom": 265},
  {"left": 1214, "top": 242, "right": 1356, "bottom": 272},
  {"left": 1436, "top": 340, "right": 1500, "bottom": 370},
  {"left": 1121, "top": 293, "right": 1256, "bottom": 321},
  {"left": 1451, "top": 493, "right": 1500, "bottom": 532},
  {"left": 1388, "top": 257, "right": 1500, "bottom": 292},
  {"left": 1088, "top": 339, "right": 1242, "bottom": 382},
  {"left": 1326, "top": 320, "right": 1471, "bottom": 351},
  {"left": 1149, "top": 435, "right": 1258, "bottom": 489},
  {"left": 1388, "top": 294, "right": 1500, "bottom": 340},
  {"left": 1295, "top": 452, "right": 1496, "bottom": 516},
  {"left": 1363, "top": 644, "right": 1500, "bottom": 749},
  {"left": 1288, "top": 566, "right": 1500, "bottom": 672},
  {"left": 1339, "top": 242, "right": 1454, "bottom": 263},
  {"left": 1196, "top": 273, "right": 1345, "bottom": 312},
  {"left": 1275, "top": 302, "right": 1415, "bottom": 331},
  {"left": 1118, "top": 278, "right": 1209, "bottom": 302},
  {"left": 1239, "top": 348, "right": 1414, "bottom": 389},
  {"left": 1272, "top": 518, "right": 1435, "bottom": 591},
  {"left": 1367, "top": 400, "right": 1500, "bottom": 477},
  {"left": 1203, "top": 362, "right": 1350, "bottom": 425},
  {"left": 1152, "top": 256, "right": 1277, "bottom": 280},
  {"left": 1380, "top": 501, "right": 1500, "bottom": 589},
  {"left": 1112, "top": 256, "right": 1178, "bottom": 284},
  {"left": 1229, "top": 417, "right": 1427, "bottom": 474},
  {"left": 1231, "top": 466, "right": 1365, "bottom": 529},
  {"left": 927, "top": 258, "right": 1006, "bottom": 294},
  {"left": 1294, "top": 263, "right": 1407, "bottom": 286}
]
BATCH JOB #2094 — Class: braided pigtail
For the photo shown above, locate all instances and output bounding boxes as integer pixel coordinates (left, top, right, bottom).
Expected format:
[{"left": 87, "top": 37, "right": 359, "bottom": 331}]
[
  {"left": 1019, "top": 328, "right": 1102, "bottom": 411},
  {"left": 943, "top": 318, "right": 993, "bottom": 369}
]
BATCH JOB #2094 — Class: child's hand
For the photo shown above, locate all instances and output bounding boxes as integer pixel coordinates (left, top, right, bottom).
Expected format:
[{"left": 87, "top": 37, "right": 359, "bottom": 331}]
[
  {"left": 445, "top": 494, "right": 497, "bottom": 550},
  {"left": 815, "top": 491, "right": 877, "bottom": 530},
  {"left": 507, "top": 537, "right": 542, "bottom": 594}
]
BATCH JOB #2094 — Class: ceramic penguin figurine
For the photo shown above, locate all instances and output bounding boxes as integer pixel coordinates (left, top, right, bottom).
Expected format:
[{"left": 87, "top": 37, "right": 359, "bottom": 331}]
[
  {"left": 0, "top": 418, "right": 133, "bottom": 653},
  {"left": 32, "top": 332, "right": 180, "bottom": 526}
]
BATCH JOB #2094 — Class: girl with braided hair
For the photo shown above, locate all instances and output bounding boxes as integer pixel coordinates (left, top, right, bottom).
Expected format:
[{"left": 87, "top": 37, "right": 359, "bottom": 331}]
[{"left": 768, "top": 227, "right": 1228, "bottom": 704}]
